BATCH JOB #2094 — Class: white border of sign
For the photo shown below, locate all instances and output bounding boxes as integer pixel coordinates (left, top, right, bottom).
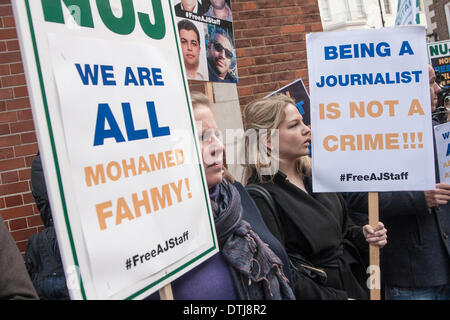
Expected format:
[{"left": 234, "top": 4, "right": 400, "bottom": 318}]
[
  {"left": 12, "top": 0, "right": 218, "bottom": 300},
  {"left": 307, "top": 26, "right": 435, "bottom": 193}
]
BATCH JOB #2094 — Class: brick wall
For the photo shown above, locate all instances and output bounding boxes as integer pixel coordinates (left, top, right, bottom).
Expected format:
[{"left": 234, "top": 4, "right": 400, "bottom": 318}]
[
  {"left": 429, "top": 0, "right": 450, "bottom": 41},
  {"left": 233, "top": 0, "right": 321, "bottom": 107},
  {"left": 0, "top": 0, "right": 321, "bottom": 255},
  {"left": 0, "top": 0, "right": 41, "bottom": 255}
]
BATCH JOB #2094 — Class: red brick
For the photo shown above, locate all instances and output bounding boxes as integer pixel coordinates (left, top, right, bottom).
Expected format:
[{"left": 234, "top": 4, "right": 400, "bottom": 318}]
[
  {"left": 1, "top": 74, "right": 25, "bottom": 87},
  {"left": 0, "top": 87, "right": 13, "bottom": 99},
  {"left": 1, "top": 169, "right": 18, "bottom": 183},
  {"left": 22, "top": 191, "right": 34, "bottom": 204},
  {"left": 9, "top": 217, "right": 26, "bottom": 230},
  {"left": 6, "top": 97, "right": 30, "bottom": 110},
  {"left": 237, "top": 86, "right": 253, "bottom": 96},
  {"left": 9, "top": 120, "right": 34, "bottom": 133},
  {"left": 0, "top": 5, "right": 13, "bottom": 17},
  {"left": 0, "top": 51, "right": 20, "bottom": 64},
  {"left": 20, "top": 132, "right": 36, "bottom": 144},
  {"left": 10, "top": 227, "right": 36, "bottom": 242},
  {"left": 9, "top": 62, "right": 23, "bottom": 74},
  {"left": 280, "top": 24, "right": 306, "bottom": 34},
  {"left": 27, "top": 214, "right": 43, "bottom": 228},
  {"left": 2, "top": 16, "right": 15, "bottom": 28},
  {"left": 0, "top": 204, "right": 33, "bottom": 220},
  {"left": 0, "top": 157, "right": 24, "bottom": 171},
  {"left": 4, "top": 194, "right": 22, "bottom": 207},
  {"left": 25, "top": 154, "right": 34, "bottom": 167},
  {"left": 0, "top": 64, "right": 9, "bottom": 75},
  {"left": 0, "top": 181, "right": 28, "bottom": 196},
  {"left": 237, "top": 57, "right": 254, "bottom": 67},
  {"left": 14, "top": 143, "right": 37, "bottom": 157},
  {"left": 16, "top": 109, "right": 32, "bottom": 121},
  {"left": 0, "top": 28, "right": 16, "bottom": 40},
  {"left": 0, "top": 110, "right": 16, "bottom": 123},
  {"left": 0, "top": 146, "right": 13, "bottom": 160},
  {"left": 0, "top": 133, "right": 20, "bottom": 147},
  {"left": 18, "top": 168, "right": 31, "bottom": 181},
  {"left": 13, "top": 85, "right": 28, "bottom": 98}
]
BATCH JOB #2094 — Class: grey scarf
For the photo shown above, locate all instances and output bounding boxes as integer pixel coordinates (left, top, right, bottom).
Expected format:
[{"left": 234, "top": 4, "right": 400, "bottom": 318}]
[{"left": 210, "top": 180, "right": 295, "bottom": 300}]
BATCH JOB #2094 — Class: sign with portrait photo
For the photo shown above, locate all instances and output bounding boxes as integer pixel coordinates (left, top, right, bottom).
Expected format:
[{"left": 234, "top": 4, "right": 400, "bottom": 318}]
[
  {"left": 266, "top": 78, "right": 311, "bottom": 126},
  {"left": 172, "top": 0, "right": 238, "bottom": 83}
]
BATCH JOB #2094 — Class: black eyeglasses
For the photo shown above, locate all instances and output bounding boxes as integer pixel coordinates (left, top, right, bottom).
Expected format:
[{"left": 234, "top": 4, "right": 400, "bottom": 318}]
[{"left": 211, "top": 40, "right": 233, "bottom": 59}]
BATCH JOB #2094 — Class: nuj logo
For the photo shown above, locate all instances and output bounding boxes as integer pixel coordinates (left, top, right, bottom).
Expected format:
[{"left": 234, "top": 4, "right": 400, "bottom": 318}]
[{"left": 41, "top": 0, "right": 166, "bottom": 39}]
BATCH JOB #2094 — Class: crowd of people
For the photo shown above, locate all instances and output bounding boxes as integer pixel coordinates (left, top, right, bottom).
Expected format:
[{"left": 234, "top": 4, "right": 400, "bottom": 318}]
[
  {"left": 1, "top": 1, "right": 449, "bottom": 298},
  {"left": 2, "top": 63, "right": 449, "bottom": 300}
]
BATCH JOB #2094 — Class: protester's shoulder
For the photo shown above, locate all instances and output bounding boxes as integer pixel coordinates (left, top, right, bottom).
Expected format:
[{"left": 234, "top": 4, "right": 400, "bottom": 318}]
[{"left": 233, "top": 181, "right": 258, "bottom": 206}]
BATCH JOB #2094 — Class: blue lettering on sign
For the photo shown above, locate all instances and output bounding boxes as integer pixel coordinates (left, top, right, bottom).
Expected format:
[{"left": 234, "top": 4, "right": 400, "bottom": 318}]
[
  {"left": 122, "top": 102, "right": 149, "bottom": 141},
  {"left": 93, "top": 101, "right": 170, "bottom": 146},
  {"left": 324, "top": 42, "right": 391, "bottom": 60},
  {"left": 75, "top": 64, "right": 165, "bottom": 87},
  {"left": 399, "top": 41, "right": 414, "bottom": 56},
  {"left": 75, "top": 63, "right": 99, "bottom": 85},
  {"left": 75, "top": 64, "right": 116, "bottom": 86},
  {"left": 447, "top": 143, "right": 450, "bottom": 157},
  {"left": 296, "top": 100, "right": 305, "bottom": 115},
  {"left": 93, "top": 103, "right": 126, "bottom": 146},
  {"left": 147, "top": 101, "right": 170, "bottom": 137}
]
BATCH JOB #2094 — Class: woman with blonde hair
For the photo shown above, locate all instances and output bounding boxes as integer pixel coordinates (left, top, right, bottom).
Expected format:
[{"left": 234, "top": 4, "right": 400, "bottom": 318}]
[
  {"left": 149, "top": 92, "right": 295, "bottom": 300},
  {"left": 242, "top": 94, "right": 387, "bottom": 300}
]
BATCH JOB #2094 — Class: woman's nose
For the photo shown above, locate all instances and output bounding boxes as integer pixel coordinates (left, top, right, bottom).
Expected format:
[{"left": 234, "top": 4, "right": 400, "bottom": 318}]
[
  {"left": 210, "top": 135, "right": 224, "bottom": 152},
  {"left": 303, "top": 124, "right": 311, "bottom": 135}
]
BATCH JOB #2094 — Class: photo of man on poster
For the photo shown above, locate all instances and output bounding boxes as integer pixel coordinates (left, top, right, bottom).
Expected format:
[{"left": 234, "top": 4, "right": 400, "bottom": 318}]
[
  {"left": 178, "top": 19, "right": 207, "bottom": 81},
  {"left": 174, "top": 0, "right": 205, "bottom": 16},
  {"left": 204, "top": 0, "right": 232, "bottom": 22},
  {"left": 206, "top": 25, "right": 237, "bottom": 83}
]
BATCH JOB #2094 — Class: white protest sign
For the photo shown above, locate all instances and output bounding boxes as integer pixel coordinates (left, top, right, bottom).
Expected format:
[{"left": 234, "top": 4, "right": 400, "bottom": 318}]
[
  {"left": 433, "top": 122, "right": 450, "bottom": 184},
  {"left": 307, "top": 27, "right": 435, "bottom": 192},
  {"left": 13, "top": 0, "right": 217, "bottom": 299}
]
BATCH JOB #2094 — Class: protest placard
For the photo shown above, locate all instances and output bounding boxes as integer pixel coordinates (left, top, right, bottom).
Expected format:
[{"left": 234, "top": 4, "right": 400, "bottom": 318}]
[
  {"left": 171, "top": 0, "right": 238, "bottom": 83},
  {"left": 307, "top": 26, "right": 435, "bottom": 193},
  {"left": 428, "top": 39, "right": 450, "bottom": 88},
  {"left": 434, "top": 122, "right": 450, "bottom": 184},
  {"left": 13, "top": 0, "right": 217, "bottom": 299},
  {"left": 265, "top": 78, "right": 311, "bottom": 126}
]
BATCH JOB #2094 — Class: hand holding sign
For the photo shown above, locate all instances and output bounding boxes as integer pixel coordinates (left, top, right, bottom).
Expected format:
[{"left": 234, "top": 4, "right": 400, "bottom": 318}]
[{"left": 363, "top": 222, "right": 388, "bottom": 247}]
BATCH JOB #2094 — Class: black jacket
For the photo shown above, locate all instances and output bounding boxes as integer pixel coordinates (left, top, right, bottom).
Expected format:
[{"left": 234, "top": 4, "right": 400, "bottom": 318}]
[
  {"left": 344, "top": 120, "right": 450, "bottom": 288},
  {"left": 248, "top": 172, "right": 369, "bottom": 300}
]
